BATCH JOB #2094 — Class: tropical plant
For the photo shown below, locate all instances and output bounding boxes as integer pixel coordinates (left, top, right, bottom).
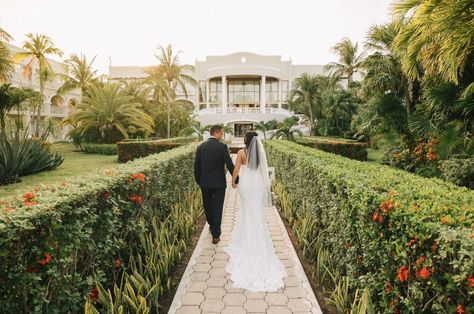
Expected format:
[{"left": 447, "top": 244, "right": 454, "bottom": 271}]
[
  {"left": 58, "top": 53, "right": 99, "bottom": 96},
  {"left": 290, "top": 73, "right": 322, "bottom": 135},
  {"left": 64, "top": 83, "right": 154, "bottom": 143},
  {"left": 271, "top": 117, "right": 302, "bottom": 141},
  {"left": 220, "top": 123, "right": 234, "bottom": 139},
  {"left": 0, "top": 84, "right": 39, "bottom": 134},
  {"left": 154, "top": 45, "right": 197, "bottom": 138},
  {"left": 181, "top": 123, "right": 209, "bottom": 140},
  {"left": 324, "top": 38, "right": 364, "bottom": 85},
  {"left": 0, "top": 26, "right": 14, "bottom": 83},
  {"left": 254, "top": 120, "right": 273, "bottom": 139},
  {"left": 14, "top": 33, "right": 63, "bottom": 136}
]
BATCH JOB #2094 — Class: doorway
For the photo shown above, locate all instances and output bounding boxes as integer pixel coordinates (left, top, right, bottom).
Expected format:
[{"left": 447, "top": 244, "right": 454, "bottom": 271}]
[{"left": 234, "top": 123, "right": 254, "bottom": 137}]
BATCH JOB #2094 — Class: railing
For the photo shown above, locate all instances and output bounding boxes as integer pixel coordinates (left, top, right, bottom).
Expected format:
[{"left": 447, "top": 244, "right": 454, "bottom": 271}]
[
  {"left": 198, "top": 107, "right": 293, "bottom": 116},
  {"left": 51, "top": 106, "right": 68, "bottom": 115}
]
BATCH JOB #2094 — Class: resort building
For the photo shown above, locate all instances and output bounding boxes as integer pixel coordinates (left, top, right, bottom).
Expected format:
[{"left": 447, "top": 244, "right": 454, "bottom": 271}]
[
  {"left": 5, "top": 42, "right": 80, "bottom": 140},
  {"left": 109, "top": 52, "right": 326, "bottom": 138}
]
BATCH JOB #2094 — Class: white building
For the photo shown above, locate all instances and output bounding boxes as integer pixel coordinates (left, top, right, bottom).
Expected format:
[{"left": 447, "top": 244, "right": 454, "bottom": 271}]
[
  {"left": 109, "top": 52, "right": 325, "bottom": 138},
  {"left": 5, "top": 42, "right": 80, "bottom": 140}
]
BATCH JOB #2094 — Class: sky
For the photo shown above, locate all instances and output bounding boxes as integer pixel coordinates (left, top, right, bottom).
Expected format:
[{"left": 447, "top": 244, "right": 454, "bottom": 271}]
[{"left": 1, "top": 0, "right": 394, "bottom": 74}]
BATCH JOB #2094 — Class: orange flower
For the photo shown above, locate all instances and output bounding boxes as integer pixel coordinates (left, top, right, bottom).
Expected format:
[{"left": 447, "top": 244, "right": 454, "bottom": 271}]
[
  {"left": 378, "top": 215, "right": 383, "bottom": 224},
  {"left": 130, "top": 173, "right": 146, "bottom": 183},
  {"left": 468, "top": 276, "right": 474, "bottom": 288},
  {"left": 397, "top": 266, "right": 409, "bottom": 282},
  {"left": 37, "top": 252, "right": 52, "bottom": 266},
  {"left": 419, "top": 267, "right": 431, "bottom": 280},
  {"left": 407, "top": 238, "right": 417, "bottom": 248},
  {"left": 380, "top": 199, "right": 396, "bottom": 214},
  {"left": 3, "top": 207, "right": 15, "bottom": 213},
  {"left": 415, "top": 256, "right": 426, "bottom": 266},
  {"left": 372, "top": 211, "right": 379, "bottom": 222},
  {"left": 114, "top": 259, "right": 121, "bottom": 269},
  {"left": 130, "top": 194, "right": 143, "bottom": 205},
  {"left": 23, "top": 192, "right": 35, "bottom": 200},
  {"left": 23, "top": 200, "right": 38, "bottom": 207},
  {"left": 457, "top": 305, "right": 465, "bottom": 314}
]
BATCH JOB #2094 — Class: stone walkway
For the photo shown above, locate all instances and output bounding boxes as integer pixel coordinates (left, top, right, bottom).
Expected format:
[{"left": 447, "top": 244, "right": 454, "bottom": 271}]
[{"left": 168, "top": 184, "right": 322, "bottom": 314}]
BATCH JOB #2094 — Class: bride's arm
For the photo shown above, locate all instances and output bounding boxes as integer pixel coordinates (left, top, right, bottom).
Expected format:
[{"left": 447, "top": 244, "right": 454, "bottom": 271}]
[{"left": 232, "top": 151, "right": 242, "bottom": 186}]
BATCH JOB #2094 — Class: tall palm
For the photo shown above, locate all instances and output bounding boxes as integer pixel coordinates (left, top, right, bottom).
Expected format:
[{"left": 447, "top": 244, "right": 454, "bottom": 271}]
[
  {"left": 290, "top": 73, "right": 322, "bottom": 135},
  {"left": 0, "top": 27, "right": 14, "bottom": 83},
  {"left": 155, "top": 45, "right": 197, "bottom": 138},
  {"left": 58, "top": 53, "right": 99, "bottom": 97},
  {"left": 120, "top": 79, "right": 152, "bottom": 111},
  {"left": 271, "top": 118, "right": 303, "bottom": 141},
  {"left": 14, "top": 33, "right": 63, "bottom": 136},
  {"left": 324, "top": 38, "right": 364, "bottom": 85},
  {"left": 145, "top": 66, "right": 172, "bottom": 109},
  {"left": 63, "top": 83, "right": 154, "bottom": 143},
  {"left": 254, "top": 121, "right": 270, "bottom": 139}
]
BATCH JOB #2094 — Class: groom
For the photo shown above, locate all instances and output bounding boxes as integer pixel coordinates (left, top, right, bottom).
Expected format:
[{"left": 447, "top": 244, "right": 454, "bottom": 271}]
[{"left": 194, "top": 125, "right": 238, "bottom": 244}]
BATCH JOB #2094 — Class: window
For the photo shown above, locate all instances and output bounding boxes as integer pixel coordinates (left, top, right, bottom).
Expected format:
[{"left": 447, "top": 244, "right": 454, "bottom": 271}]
[
  {"left": 265, "top": 79, "right": 279, "bottom": 105},
  {"left": 199, "top": 81, "right": 206, "bottom": 103},
  {"left": 209, "top": 79, "right": 222, "bottom": 104},
  {"left": 281, "top": 80, "right": 289, "bottom": 102},
  {"left": 228, "top": 79, "right": 260, "bottom": 106}
]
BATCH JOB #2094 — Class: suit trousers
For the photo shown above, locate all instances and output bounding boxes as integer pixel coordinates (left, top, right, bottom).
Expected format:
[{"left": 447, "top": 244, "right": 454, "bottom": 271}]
[{"left": 200, "top": 187, "right": 226, "bottom": 238}]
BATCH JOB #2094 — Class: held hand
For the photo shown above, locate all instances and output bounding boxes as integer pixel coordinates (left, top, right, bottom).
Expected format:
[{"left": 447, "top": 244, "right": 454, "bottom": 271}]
[{"left": 231, "top": 182, "right": 238, "bottom": 189}]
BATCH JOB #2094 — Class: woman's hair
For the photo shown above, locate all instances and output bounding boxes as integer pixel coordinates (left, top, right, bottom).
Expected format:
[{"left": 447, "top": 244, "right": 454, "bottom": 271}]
[{"left": 244, "top": 131, "right": 258, "bottom": 148}]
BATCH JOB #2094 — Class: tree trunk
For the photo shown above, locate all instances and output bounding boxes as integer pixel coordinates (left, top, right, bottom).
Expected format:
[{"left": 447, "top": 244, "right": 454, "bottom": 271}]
[
  {"left": 167, "top": 101, "right": 171, "bottom": 139},
  {"left": 35, "top": 82, "right": 44, "bottom": 137}
]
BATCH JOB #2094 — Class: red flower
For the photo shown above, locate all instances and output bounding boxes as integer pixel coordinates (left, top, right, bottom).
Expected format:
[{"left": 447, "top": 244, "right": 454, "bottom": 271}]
[
  {"left": 468, "top": 276, "right": 474, "bottom": 288},
  {"left": 406, "top": 238, "right": 418, "bottom": 248},
  {"left": 457, "top": 304, "right": 465, "bottom": 314},
  {"left": 89, "top": 287, "right": 99, "bottom": 302},
  {"left": 378, "top": 215, "right": 383, "bottom": 224},
  {"left": 37, "top": 252, "right": 52, "bottom": 266},
  {"left": 130, "top": 194, "right": 143, "bottom": 205},
  {"left": 114, "top": 259, "right": 121, "bottom": 269},
  {"left": 385, "top": 281, "right": 392, "bottom": 293},
  {"left": 419, "top": 267, "right": 431, "bottom": 280},
  {"left": 23, "top": 192, "right": 35, "bottom": 200},
  {"left": 102, "top": 191, "right": 110, "bottom": 199},
  {"left": 372, "top": 211, "right": 379, "bottom": 222},
  {"left": 397, "top": 266, "right": 409, "bottom": 282}
]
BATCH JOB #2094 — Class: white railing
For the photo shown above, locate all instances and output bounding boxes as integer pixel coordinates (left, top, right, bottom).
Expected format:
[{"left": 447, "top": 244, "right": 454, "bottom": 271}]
[{"left": 198, "top": 107, "right": 293, "bottom": 116}]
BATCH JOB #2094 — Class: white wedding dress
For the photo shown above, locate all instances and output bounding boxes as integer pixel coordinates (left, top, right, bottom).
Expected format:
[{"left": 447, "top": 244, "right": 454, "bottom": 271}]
[{"left": 224, "top": 137, "right": 287, "bottom": 292}]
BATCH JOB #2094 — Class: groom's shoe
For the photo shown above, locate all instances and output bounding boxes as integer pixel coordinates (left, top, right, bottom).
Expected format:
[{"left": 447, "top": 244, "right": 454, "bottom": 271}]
[{"left": 212, "top": 237, "right": 220, "bottom": 244}]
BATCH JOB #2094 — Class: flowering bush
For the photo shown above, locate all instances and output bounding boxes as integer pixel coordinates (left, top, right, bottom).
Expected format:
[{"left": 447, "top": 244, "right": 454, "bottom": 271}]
[
  {"left": 266, "top": 140, "right": 474, "bottom": 313},
  {"left": 0, "top": 143, "right": 198, "bottom": 313}
]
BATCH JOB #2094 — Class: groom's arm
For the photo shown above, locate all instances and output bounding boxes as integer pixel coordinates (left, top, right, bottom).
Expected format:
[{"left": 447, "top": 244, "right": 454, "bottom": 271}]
[
  {"left": 223, "top": 144, "right": 239, "bottom": 183},
  {"left": 194, "top": 146, "right": 201, "bottom": 184}
]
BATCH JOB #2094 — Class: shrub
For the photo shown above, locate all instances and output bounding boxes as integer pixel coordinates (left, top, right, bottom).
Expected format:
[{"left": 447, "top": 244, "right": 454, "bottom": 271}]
[
  {"left": 0, "top": 143, "right": 199, "bottom": 313},
  {"left": 296, "top": 136, "right": 368, "bottom": 161},
  {"left": 440, "top": 156, "right": 474, "bottom": 189},
  {"left": 83, "top": 143, "right": 118, "bottom": 155},
  {"left": 266, "top": 140, "right": 474, "bottom": 313},
  {"left": 117, "top": 137, "right": 196, "bottom": 163}
]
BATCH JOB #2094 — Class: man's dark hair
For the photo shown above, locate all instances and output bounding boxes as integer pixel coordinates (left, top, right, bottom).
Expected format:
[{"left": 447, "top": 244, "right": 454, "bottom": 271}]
[{"left": 209, "top": 124, "right": 223, "bottom": 135}]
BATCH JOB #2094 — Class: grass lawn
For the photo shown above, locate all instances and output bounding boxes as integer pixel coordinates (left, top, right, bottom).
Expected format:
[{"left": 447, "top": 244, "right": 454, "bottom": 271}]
[
  {"left": 0, "top": 142, "right": 119, "bottom": 199},
  {"left": 367, "top": 148, "right": 383, "bottom": 164}
]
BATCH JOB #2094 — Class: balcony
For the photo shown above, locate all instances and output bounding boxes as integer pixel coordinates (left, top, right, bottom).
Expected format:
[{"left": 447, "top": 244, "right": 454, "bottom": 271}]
[{"left": 195, "top": 107, "right": 294, "bottom": 126}]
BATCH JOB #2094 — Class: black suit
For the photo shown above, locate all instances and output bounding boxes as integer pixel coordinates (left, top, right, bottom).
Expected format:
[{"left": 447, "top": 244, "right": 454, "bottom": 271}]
[{"left": 194, "top": 137, "right": 236, "bottom": 238}]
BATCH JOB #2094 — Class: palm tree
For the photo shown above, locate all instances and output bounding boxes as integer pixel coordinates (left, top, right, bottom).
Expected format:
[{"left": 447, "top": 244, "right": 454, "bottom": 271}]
[
  {"left": 0, "top": 26, "right": 14, "bottom": 83},
  {"left": 290, "top": 73, "right": 322, "bottom": 135},
  {"left": 271, "top": 118, "right": 303, "bottom": 141},
  {"left": 254, "top": 121, "right": 270, "bottom": 139},
  {"left": 181, "top": 123, "right": 209, "bottom": 140},
  {"left": 322, "top": 89, "right": 355, "bottom": 136},
  {"left": 63, "top": 83, "right": 154, "bottom": 143},
  {"left": 155, "top": 45, "right": 197, "bottom": 138},
  {"left": 324, "top": 38, "right": 364, "bottom": 86},
  {"left": 220, "top": 123, "right": 234, "bottom": 140},
  {"left": 14, "top": 33, "right": 63, "bottom": 136},
  {"left": 58, "top": 53, "right": 99, "bottom": 97}
]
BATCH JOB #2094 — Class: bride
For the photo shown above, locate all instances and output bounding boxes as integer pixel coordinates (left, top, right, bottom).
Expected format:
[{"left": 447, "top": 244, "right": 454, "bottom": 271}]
[{"left": 223, "top": 131, "right": 287, "bottom": 292}]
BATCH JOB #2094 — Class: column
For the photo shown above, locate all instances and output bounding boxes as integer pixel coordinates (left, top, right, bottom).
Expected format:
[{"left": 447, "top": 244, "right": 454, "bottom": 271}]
[
  {"left": 278, "top": 79, "right": 282, "bottom": 109},
  {"left": 221, "top": 76, "right": 227, "bottom": 113},
  {"left": 206, "top": 80, "right": 210, "bottom": 109},
  {"left": 260, "top": 75, "right": 266, "bottom": 113}
]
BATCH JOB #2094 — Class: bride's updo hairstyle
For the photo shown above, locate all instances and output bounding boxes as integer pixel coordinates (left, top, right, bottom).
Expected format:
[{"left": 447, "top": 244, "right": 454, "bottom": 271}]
[
  {"left": 244, "top": 131, "right": 260, "bottom": 169},
  {"left": 244, "top": 131, "right": 258, "bottom": 148}
]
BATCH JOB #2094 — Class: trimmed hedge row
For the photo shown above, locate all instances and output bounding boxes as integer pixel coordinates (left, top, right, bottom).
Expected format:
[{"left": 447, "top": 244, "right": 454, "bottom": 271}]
[
  {"left": 117, "top": 137, "right": 196, "bottom": 163},
  {"left": 266, "top": 140, "right": 474, "bottom": 313},
  {"left": 0, "top": 143, "right": 199, "bottom": 313},
  {"left": 296, "top": 136, "right": 368, "bottom": 161},
  {"left": 83, "top": 143, "right": 118, "bottom": 155}
]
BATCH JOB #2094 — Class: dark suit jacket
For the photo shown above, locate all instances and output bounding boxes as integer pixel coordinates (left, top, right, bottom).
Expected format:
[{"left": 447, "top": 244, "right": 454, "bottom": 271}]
[{"left": 194, "top": 138, "right": 236, "bottom": 189}]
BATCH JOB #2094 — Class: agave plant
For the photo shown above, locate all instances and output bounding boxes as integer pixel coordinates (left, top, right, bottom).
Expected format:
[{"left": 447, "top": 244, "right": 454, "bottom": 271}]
[{"left": 0, "top": 125, "right": 63, "bottom": 185}]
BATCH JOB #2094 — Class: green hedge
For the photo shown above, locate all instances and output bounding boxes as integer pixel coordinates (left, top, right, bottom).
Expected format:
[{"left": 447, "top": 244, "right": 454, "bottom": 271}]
[
  {"left": 296, "top": 136, "right": 368, "bottom": 161},
  {"left": 117, "top": 137, "right": 196, "bottom": 163},
  {"left": 266, "top": 140, "right": 474, "bottom": 313},
  {"left": 0, "top": 143, "right": 199, "bottom": 313},
  {"left": 83, "top": 143, "right": 118, "bottom": 155}
]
